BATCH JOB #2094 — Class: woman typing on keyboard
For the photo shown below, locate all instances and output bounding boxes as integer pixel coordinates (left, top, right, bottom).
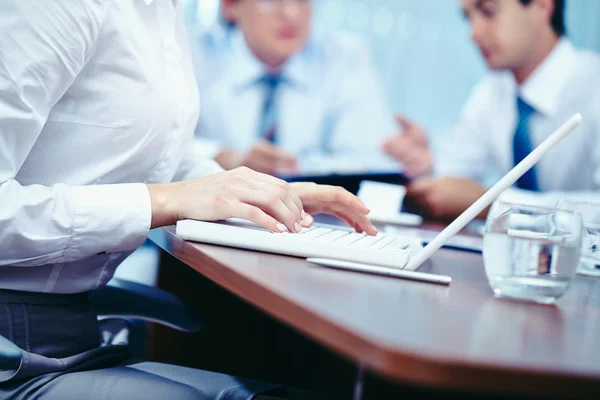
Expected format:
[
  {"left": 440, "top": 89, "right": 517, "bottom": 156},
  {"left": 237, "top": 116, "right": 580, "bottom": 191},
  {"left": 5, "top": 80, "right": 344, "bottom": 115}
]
[
  {"left": 0, "top": 1, "right": 376, "bottom": 399},
  {"left": 148, "top": 171, "right": 377, "bottom": 236}
]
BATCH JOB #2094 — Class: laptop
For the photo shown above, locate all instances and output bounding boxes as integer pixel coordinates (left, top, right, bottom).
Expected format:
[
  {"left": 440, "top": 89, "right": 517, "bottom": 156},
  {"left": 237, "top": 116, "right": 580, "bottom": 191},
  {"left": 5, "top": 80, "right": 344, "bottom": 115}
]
[{"left": 176, "top": 114, "right": 581, "bottom": 276}]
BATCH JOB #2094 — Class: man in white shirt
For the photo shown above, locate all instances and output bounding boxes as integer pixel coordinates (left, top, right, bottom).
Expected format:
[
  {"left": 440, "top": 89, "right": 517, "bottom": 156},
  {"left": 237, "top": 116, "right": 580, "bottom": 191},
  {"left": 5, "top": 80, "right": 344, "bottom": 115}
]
[
  {"left": 190, "top": 0, "right": 409, "bottom": 176},
  {"left": 384, "top": 0, "right": 600, "bottom": 220}
]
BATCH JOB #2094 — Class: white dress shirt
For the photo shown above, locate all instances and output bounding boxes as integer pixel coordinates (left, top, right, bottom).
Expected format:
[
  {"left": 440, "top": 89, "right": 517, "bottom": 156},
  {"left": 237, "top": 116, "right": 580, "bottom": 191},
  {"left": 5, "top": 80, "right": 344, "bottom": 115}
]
[
  {"left": 0, "top": 0, "right": 222, "bottom": 293},
  {"left": 436, "top": 38, "right": 600, "bottom": 206},
  {"left": 189, "top": 26, "right": 400, "bottom": 173}
]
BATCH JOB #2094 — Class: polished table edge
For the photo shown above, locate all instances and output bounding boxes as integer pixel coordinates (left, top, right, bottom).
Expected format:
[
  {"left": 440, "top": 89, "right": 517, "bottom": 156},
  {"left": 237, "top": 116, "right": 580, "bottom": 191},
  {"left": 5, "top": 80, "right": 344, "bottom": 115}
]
[{"left": 149, "top": 227, "right": 600, "bottom": 398}]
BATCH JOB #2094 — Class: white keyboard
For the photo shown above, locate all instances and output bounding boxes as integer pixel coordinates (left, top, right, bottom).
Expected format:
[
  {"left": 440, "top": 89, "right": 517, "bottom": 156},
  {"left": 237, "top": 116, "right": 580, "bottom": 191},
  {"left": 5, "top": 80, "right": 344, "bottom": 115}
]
[{"left": 176, "top": 219, "right": 424, "bottom": 270}]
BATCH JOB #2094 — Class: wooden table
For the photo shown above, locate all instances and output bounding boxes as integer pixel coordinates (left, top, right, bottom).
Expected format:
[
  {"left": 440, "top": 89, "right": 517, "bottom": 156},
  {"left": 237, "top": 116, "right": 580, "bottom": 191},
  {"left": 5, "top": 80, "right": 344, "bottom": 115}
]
[{"left": 149, "top": 226, "right": 600, "bottom": 398}]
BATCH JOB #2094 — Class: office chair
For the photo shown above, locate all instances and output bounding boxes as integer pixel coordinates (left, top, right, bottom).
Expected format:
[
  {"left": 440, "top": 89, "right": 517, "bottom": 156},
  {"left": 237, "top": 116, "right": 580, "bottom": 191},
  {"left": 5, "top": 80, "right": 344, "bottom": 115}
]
[
  {"left": 0, "top": 280, "right": 315, "bottom": 399},
  {"left": 0, "top": 277, "right": 201, "bottom": 372}
]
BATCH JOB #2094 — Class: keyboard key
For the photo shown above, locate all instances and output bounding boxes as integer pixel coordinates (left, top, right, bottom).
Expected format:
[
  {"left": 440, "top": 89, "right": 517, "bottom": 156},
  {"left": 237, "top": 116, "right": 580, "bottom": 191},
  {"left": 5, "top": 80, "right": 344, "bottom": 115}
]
[
  {"left": 333, "top": 232, "right": 367, "bottom": 246},
  {"left": 312, "top": 230, "right": 352, "bottom": 244},
  {"left": 370, "top": 235, "right": 396, "bottom": 250},
  {"left": 381, "top": 237, "right": 412, "bottom": 251},
  {"left": 297, "top": 225, "right": 317, "bottom": 234},
  {"left": 298, "top": 227, "right": 333, "bottom": 241},
  {"left": 351, "top": 234, "right": 386, "bottom": 249}
]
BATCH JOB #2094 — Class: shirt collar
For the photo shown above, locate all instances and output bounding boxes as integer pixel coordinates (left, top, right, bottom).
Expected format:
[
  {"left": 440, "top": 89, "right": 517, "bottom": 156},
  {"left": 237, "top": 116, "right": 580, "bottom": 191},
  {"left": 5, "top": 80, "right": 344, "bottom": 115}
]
[
  {"left": 518, "top": 37, "right": 577, "bottom": 117},
  {"left": 201, "top": 20, "right": 235, "bottom": 48},
  {"left": 228, "top": 29, "right": 312, "bottom": 92}
]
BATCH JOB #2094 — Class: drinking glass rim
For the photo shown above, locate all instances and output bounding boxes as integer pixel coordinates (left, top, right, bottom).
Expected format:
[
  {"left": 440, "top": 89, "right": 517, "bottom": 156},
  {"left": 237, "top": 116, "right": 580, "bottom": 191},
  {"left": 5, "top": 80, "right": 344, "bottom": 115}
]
[
  {"left": 492, "top": 200, "right": 580, "bottom": 216},
  {"left": 557, "top": 199, "right": 600, "bottom": 209}
]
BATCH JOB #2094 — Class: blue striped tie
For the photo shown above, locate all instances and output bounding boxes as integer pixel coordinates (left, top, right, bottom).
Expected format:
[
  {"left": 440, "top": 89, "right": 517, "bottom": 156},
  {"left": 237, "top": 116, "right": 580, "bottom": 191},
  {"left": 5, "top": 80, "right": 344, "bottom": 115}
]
[
  {"left": 258, "top": 74, "right": 282, "bottom": 144},
  {"left": 513, "top": 97, "right": 539, "bottom": 191}
]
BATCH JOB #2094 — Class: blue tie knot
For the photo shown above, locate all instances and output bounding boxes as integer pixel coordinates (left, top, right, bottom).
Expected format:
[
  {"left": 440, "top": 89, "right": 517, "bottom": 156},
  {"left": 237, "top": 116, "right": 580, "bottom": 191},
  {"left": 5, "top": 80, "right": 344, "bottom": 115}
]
[
  {"left": 517, "top": 96, "right": 535, "bottom": 120},
  {"left": 262, "top": 73, "right": 282, "bottom": 90}
]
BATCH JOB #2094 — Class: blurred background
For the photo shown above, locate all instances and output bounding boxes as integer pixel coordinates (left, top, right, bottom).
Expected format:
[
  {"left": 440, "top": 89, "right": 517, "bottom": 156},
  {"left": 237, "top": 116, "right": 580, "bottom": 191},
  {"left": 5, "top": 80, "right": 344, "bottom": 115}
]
[{"left": 183, "top": 0, "right": 600, "bottom": 147}]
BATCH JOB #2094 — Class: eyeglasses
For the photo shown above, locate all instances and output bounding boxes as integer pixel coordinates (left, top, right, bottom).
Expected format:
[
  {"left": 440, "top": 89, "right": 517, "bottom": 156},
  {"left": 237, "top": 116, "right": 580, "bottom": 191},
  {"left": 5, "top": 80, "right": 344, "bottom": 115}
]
[{"left": 257, "top": 0, "right": 311, "bottom": 13}]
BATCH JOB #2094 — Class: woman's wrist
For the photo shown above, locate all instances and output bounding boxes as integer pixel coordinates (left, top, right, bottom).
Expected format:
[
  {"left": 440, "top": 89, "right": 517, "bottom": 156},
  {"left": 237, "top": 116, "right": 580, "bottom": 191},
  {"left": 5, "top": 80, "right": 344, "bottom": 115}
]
[{"left": 147, "top": 182, "right": 180, "bottom": 228}]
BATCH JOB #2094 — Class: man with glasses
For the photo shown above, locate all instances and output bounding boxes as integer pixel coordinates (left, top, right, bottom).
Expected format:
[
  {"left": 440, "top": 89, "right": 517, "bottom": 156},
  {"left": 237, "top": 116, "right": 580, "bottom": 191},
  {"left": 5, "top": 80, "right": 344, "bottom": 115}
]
[{"left": 189, "top": 0, "right": 413, "bottom": 176}]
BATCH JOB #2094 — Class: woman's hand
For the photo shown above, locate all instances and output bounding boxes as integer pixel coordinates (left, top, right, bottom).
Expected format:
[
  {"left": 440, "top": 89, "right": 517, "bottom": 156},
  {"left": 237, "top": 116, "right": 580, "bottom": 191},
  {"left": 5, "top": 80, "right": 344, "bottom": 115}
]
[
  {"left": 147, "top": 167, "right": 305, "bottom": 233},
  {"left": 290, "top": 182, "right": 378, "bottom": 236},
  {"left": 148, "top": 168, "right": 377, "bottom": 236}
]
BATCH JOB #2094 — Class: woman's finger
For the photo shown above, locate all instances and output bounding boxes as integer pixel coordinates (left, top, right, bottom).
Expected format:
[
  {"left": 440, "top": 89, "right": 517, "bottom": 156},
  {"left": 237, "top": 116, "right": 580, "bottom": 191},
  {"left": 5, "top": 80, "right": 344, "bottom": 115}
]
[
  {"left": 328, "top": 204, "right": 377, "bottom": 236},
  {"left": 299, "top": 212, "right": 314, "bottom": 228},
  {"left": 245, "top": 169, "right": 305, "bottom": 218},
  {"left": 237, "top": 188, "right": 300, "bottom": 232},
  {"left": 348, "top": 213, "right": 377, "bottom": 236},
  {"left": 231, "top": 202, "right": 286, "bottom": 232},
  {"left": 308, "top": 186, "right": 369, "bottom": 214}
]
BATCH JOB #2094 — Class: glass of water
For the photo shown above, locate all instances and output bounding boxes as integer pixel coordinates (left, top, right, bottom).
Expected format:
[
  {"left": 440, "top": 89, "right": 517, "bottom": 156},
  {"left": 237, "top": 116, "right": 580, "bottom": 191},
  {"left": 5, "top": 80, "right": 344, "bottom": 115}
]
[
  {"left": 556, "top": 199, "right": 600, "bottom": 277},
  {"left": 483, "top": 201, "right": 583, "bottom": 304}
]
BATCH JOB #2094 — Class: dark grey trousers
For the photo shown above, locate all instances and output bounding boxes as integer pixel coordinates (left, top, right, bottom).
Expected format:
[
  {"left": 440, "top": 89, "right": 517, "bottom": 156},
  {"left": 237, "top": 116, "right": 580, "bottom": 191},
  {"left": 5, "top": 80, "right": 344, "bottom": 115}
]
[{"left": 0, "top": 291, "right": 278, "bottom": 400}]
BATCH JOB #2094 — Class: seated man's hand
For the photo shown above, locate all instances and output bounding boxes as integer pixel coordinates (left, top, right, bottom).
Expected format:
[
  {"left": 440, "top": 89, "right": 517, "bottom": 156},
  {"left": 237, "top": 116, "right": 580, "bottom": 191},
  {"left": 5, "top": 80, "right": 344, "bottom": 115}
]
[
  {"left": 215, "top": 140, "right": 298, "bottom": 175},
  {"left": 382, "top": 116, "right": 432, "bottom": 179},
  {"left": 405, "top": 176, "right": 488, "bottom": 220}
]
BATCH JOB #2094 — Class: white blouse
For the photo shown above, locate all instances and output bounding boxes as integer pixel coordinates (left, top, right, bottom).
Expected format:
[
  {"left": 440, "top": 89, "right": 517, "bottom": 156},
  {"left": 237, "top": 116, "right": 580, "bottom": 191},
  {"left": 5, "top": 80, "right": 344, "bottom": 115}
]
[{"left": 0, "top": 0, "right": 222, "bottom": 293}]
